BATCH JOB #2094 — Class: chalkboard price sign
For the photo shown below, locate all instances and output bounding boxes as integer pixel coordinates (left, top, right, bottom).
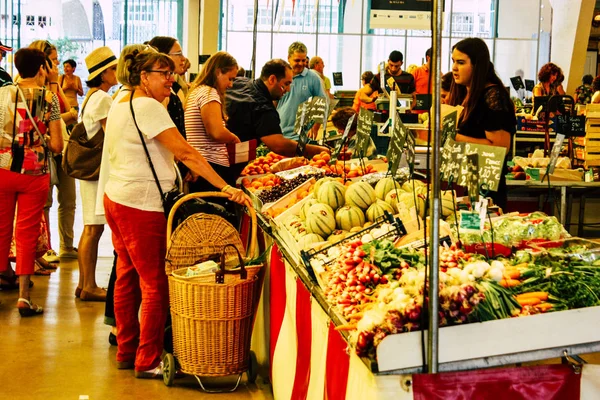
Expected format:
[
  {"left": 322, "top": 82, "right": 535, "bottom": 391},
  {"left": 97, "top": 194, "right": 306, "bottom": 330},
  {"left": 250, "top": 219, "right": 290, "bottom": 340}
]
[
  {"left": 293, "top": 100, "right": 310, "bottom": 137},
  {"left": 296, "top": 103, "right": 310, "bottom": 156},
  {"left": 441, "top": 111, "right": 458, "bottom": 145},
  {"left": 440, "top": 139, "right": 463, "bottom": 183},
  {"left": 308, "top": 96, "right": 327, "bottom": 123},
  {"left": 466, "top": 153, "right": 479, "bottom": 202},
  {"left": 406, "top": 128, "right": 416, "bottom": 172},
  {"left": 413, "top": 94, "right": 431, "bottom": 111},
  {"left": 546, "top": 133, "right": 565, "bottom": 175},
  {"left": 355, "top": 108, "right": 374, "bottom": 158},
  {"left": 331, "top": 113, "right": 355, "bottom": 164},
  {"left": 332, "top": 72, "right": 343, "bottom": 86}
]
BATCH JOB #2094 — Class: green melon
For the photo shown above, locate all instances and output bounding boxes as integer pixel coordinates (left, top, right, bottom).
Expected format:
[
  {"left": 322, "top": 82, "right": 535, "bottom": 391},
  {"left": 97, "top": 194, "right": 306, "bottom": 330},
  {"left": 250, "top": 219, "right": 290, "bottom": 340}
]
[
  {"left": 316, "top": 181, "right": 346, "bottom": 210},
  {"left": 313, "top": 177, "right": 335, "bottom": 197},
  {"left": 345, "top": 181, "right": 376, "bottom": 210},
  {"left": 397, "top": 192, "right": 426, "bottom": 219},
  {"left": 299, "top": 198, "right": 318, "bottom": 221},
  {"left": 335, "top": 205, "right": 365, "bottom": 231},
  {"left": 298, "top": 233, "right": 324, "bottom": 250},
  {"left": 385, "top": 191, "right": 400, "bottom": 213},
  {"left": 401, "top": 179, "right": 426, "bottom": 193},
  {"left": 305, "top": 203, "right": 336, "bottom": 237},
  {"left": 366, "top": 200, "right": 396, "bottom": 222},
  {"left": 374, "top": 177, "right": 402, "bottom": 200}
]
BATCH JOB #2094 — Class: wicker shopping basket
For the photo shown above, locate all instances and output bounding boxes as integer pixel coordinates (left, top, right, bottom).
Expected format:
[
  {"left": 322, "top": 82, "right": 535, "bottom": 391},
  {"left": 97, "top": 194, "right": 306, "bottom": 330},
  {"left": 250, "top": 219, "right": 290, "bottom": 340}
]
[{"left": 165, "top": 192, "right": 262, "bottom": 377}]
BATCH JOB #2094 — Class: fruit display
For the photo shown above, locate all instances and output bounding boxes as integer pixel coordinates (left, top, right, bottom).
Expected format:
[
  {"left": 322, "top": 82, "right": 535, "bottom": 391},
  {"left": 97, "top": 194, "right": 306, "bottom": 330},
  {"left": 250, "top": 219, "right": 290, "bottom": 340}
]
[
  {"left": 240, "top": 152, "right": 285, "bottom": 176},
  {"left": 309, "top": 151, "right": 377, "bottom": 178},
  {"left": 257, "top": 173, "right": 321, "bottom": 203},
  {"left": 241, "top": 174, "right": 283, "bottom": 192},
  {"left": 306, "top": 203, "right": 336, "bottom": 238}
]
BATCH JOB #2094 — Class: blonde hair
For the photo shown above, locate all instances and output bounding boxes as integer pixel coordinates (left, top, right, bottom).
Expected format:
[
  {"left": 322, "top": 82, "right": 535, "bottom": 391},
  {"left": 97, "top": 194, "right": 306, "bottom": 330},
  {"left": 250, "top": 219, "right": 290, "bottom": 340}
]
[
  {"left": 117, "top": 44, "right": 155, "bottom": 86},
  {"left": 29, "top": 40, "right": 56, "bottom": 57}
]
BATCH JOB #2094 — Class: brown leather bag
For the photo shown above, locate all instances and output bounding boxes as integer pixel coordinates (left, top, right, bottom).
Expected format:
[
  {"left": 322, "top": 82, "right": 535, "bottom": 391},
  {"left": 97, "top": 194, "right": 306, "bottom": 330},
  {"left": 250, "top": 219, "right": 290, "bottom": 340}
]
[{"left": 62, "top": 90, "right": 103, "bottom": 181}]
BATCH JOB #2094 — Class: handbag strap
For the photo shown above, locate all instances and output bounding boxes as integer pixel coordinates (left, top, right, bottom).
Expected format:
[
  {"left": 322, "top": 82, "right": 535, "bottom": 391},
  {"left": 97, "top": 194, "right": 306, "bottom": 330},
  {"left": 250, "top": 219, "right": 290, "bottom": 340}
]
[
  {"left": 80, "top": 88, "right": 99, "bottom": 119},
  {"left": 129, "top": 91, "right": 165, "bottom": 200}
]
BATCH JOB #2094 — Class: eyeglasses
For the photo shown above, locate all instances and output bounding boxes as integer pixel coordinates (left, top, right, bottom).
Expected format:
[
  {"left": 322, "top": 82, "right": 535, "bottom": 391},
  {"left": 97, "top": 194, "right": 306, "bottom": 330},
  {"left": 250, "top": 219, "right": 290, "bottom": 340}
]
[
  {"left": 168, "top": 51, "right": 184, "bottom": 57},
  {"left": 146, "top": 69, "right": 174, "bottom": 79}
]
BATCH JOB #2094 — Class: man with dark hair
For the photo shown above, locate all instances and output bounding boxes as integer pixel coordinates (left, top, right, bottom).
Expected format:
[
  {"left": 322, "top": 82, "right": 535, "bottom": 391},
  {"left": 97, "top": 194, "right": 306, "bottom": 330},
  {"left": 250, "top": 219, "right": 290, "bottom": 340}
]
[
  {"left": 413, "top": 48, "right": 431, "bottom": 95},
  {"left": 375, "top": 50, "right": 415, "bottom": 95},
  {"left": 0, "top": 40, "right": 13, "bottom": 87},
  {"left": 226, "top": 59, "right": 328, "bottom": 160}
]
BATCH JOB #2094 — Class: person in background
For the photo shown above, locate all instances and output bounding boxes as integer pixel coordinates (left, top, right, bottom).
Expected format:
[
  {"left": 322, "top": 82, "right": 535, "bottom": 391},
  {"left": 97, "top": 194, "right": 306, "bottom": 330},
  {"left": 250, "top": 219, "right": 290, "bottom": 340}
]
[
  {"left": 29, "top": 40, "right": 79, "bottom": 261},
  {"left": 374, "top": 50, "right": 415, "bottom": 95},
  {"left": 226, "top": 58, "right": 329, "bottom": 170},
  {"left": 590, "top": 75, "right": 600, "bottom": 104},
  {"left": 185, "top": 51, "right": 240, "bottom": 192},
  {"left": 101, "top": 49, "right": 250, "bottom": 378},
  {"left": 575, "top": 74, "right": 594, "bottom": 105},
  {"left": 533, "top": 62, "right": 563, "bottom": 98},
  {"left": 0, "top": 40, "right": 12, "bottom": 86},
  {"left": 277, "top": 42, "right": 325, "bottom": 140},
  {"left": 75, "top": 47, "right": 118, "bottom": 303},
  {"left": 352, "top": 71, "right": 378, "bottom": 112},
  {"left": 413, "top": 48, "right": 431, "bottom": 95},
  {"left": 237, "top": 67, "right": 246, "bottom": 77},
  {"left": 60, "top": 59, "right": 83, "bottom": 111},
  {"left": 440, "top": 71, "right": 453, "bottom": 104},
  {"left": 330, "top": 107, "right": 377, "bottom": 159},
  {"left": 309, "top": 56, "right": 334, "bottom": 99},
  {"left": 446, "top": 37, "right": 516, "bottom": 211},
  {"left": 0, "top": 48, "right": 63, "bottom": 316},
  {"left": 148, "top": 36, "right": 188, "bottom": 138}
]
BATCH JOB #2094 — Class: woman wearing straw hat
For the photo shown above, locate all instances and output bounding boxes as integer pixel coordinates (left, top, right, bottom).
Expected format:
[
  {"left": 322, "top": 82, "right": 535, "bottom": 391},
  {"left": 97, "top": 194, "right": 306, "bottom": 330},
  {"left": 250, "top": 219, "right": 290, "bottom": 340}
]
[{"left": 75, "top": 46, "right": 118, "bottom": 302}]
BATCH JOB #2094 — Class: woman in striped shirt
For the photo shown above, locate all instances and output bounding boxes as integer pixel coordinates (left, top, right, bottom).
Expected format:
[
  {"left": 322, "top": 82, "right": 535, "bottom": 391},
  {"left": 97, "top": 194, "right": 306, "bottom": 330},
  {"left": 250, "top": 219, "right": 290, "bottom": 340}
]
[{"left": 184, "top": 51, "right": 240, "bottom": 193}]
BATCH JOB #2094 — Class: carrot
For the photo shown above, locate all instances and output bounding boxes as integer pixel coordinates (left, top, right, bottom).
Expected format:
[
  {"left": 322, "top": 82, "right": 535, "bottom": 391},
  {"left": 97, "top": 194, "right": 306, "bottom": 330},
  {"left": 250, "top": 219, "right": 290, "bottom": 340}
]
[
  {"left": 334, "top": 324, "right": 357, "bottom": 331},
  {"left": 534, "top": 303, "right": 554, "bottom": 312},
  {"left": 349, "top": 312, "right": 364, "bottom": 320},
  {"left": 517, "top": 297, "right": 542, "bottom": 306},
  {"left": 500, "top": 278, "right": 521, "bottom": 288},
  {"left": 503, "top": 270, "right": 521, "bottom": 279},
  {"left": 516, "top": 292, "right": 549, "bottom": 301}
]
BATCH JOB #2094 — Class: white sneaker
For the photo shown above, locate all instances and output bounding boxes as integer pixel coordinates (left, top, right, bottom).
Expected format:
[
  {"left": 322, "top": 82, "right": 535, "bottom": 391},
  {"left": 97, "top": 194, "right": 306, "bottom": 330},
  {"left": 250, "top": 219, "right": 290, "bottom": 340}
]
[
  {"left": 60, "top": 247, "right": 78, "bottom": 259},
  {"left": 42, "top": 250, "right": 60, "bottom": 264}
]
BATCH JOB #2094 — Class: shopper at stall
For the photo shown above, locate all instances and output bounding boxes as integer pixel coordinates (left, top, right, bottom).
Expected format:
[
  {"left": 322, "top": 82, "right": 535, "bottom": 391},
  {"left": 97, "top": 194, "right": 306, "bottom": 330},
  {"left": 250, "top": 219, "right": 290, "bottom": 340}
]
[
  {"left": 101, "top": 48, "right": 250, "bottom": 378},
  {"left": 374, "top": 50, "right": 415, "bottom": 95},
  {"left": 533, "top": 62, "right": 564, "bottom": 98},
  {"left": 277, "top": 41, "right": 326, "bottom": 140},
  {"left": 413, "top": 48, "right": 431, "bottom": 95},
  {"left": 440, "top": 71, "right": 453, "bottom": 104},
  {"left": 352, "top": 71, "right": 379, "bottom": 112},
  {"left": 0, "top": 41, "right": 13, "bottom": 86},
  {"left": 445, "top": 37, "right": 516, "bottom": 210},
  {"left": 60, "top": 59, "right": 83, "bottom": 111},
  {"left": 309, "top": 56, "right": 334, "bottom": 99},
  {"left": 226, "top": 58, "right": 329, "bottom": 168},
  {"left": 29, "top": 40, "right": 79, "bottom": 260},
  {"left": 75, "top": 47, "right": 118, "bottom": 303},
  {"left": 575, "top": 74, "right": 594, "bottom": 105},
  {"left": 185, "top": 51, "right": 240, "bottom": 192},
  {"left": 0, "top": 48, "right": 63, "bottom": 316},
  {"left": 148, "top": 36, "right": 188, "bottom": 138}
]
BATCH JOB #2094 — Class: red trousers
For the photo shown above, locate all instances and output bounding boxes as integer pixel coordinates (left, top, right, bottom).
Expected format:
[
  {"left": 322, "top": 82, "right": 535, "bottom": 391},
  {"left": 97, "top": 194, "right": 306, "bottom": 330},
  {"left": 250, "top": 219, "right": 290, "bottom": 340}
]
[
  {"left": 0, "top": 169, "right": 50, "bottom": 275},
  {"left": 103, "top": 195, "right": 169, "bottom": 372}
]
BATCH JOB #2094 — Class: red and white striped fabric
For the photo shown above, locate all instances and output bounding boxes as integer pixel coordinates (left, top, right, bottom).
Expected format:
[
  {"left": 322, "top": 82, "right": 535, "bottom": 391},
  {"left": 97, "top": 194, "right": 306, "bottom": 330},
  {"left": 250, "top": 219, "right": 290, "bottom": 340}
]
[{"left": 268, "top": 244, "right": 600, "bottom": 400}]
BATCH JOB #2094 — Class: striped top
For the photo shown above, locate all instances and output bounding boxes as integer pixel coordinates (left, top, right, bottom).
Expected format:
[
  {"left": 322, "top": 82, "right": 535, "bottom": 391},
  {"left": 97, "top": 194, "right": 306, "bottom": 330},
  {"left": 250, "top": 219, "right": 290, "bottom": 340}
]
[{"left": 185, "top": 85, "right": 229, "bottom": 167}]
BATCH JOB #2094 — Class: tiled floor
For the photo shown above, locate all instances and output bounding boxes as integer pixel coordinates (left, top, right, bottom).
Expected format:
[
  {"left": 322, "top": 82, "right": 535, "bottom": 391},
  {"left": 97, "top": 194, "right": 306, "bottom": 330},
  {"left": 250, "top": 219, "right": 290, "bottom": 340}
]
[{"left": 0, "top": 187, "right": 273, "bottom": 400}]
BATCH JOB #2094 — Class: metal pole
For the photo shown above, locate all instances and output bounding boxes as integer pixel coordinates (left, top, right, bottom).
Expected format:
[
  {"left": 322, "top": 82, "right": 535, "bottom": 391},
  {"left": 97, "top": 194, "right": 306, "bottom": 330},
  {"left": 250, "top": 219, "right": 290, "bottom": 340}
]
[
  {"left": 427, "top": 0, "right": 444, "bottom": 374},
  {"left": 250, "top": 0, "right": 258, "bottom": 79}
]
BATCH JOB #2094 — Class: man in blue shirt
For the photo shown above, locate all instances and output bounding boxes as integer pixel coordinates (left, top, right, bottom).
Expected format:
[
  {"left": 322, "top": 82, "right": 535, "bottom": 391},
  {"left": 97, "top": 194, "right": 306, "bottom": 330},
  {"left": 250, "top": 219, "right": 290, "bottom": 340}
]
[{"left": 277, "top": 42, "right": 325, "bottom": 140}]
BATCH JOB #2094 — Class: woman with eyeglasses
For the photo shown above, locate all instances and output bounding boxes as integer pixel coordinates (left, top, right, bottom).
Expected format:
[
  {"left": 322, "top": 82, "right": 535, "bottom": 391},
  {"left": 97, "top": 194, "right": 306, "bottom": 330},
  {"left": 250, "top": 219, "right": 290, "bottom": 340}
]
[
  {"left": 185, "top": 51, "right": 241, "bottom": 195},
  {"left": 100, "top": 49, "right": 250, "bottom": 378},
  {"left": 0, "top": 48, "right": 63, "bottom": 316}
]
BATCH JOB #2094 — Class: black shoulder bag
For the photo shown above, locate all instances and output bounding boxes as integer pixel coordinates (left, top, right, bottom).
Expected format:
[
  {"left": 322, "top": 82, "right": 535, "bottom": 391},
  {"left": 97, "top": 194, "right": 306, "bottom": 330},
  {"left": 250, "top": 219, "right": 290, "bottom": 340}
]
[{"left": 129, "top": 92, "right": 236, "bottom": 227}]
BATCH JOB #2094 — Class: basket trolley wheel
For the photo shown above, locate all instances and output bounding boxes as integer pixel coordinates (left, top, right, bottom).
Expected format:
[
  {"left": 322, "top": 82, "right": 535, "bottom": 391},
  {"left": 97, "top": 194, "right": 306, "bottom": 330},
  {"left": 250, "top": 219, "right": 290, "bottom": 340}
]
[
  {"left": 247, "top": 350, "right": 258, "bottom": 384},
  {"left": 163, "top": 353, "right": 176, "bottom": 387}
]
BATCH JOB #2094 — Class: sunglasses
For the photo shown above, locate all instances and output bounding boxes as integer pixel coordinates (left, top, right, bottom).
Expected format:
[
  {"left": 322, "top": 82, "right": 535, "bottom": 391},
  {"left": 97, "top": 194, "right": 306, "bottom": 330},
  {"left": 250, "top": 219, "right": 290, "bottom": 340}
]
[{"left": 146, "top": 69, "right": 174, "bottom": 79}]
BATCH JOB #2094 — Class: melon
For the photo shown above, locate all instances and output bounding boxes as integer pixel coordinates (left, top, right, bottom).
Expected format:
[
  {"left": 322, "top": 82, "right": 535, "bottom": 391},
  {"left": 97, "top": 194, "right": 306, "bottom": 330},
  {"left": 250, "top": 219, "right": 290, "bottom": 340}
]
[
  {"left": 397, "top": 192, "right": 426, "bottom": 219},
  {"left": 374, "top": 177, "right": 402, "bottom": 200},
  {"left": 335, "top": 205, "right": 365, "bottom": 231},
  {"left": 316, "top": 181, "right": 346, "bottom": 210},
  {"left": 345, "top": 182, "right": 376, "bottom": 210},
  {"left": 298, "top": 233, "right": 324, "bottom": 250},
  {"left": 401, "top": 179, "right": 426, "bottom": 193},
  {"left": 299, "top": 198, "right": 318, "bottom": 221},
  {"left": 385, "top": 191, "right": 400, "bottom": 213},
  {"left": 349, "top": 226, "right": 363, "bottom": 233},
  {"left": 327, "top": 230, "right": 349, "bottom": 244},
  {"left": 305, "top": 203, "right": 336, "bottom": 237},
  {"left": 441, "top": 190, "right": 456, "bottom": 218},
  {"left": 313, "top": 177, "right": 335, "bottom": 196},
  {"left": 366, "top": 200, "right": 395, "bottom": 222}
]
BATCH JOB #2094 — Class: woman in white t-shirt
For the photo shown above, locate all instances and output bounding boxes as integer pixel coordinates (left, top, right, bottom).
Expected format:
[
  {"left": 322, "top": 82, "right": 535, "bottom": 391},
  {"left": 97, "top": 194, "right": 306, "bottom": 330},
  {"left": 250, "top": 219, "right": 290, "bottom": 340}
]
[
  {"left": 75, "top": 47, "right": 119, "bottom": 302},
  {"left": 185, "top": 51, "right": 240, "bottom": 193},
  {"left": 100, "top": 49, "right": 250, "bottom": 379}
]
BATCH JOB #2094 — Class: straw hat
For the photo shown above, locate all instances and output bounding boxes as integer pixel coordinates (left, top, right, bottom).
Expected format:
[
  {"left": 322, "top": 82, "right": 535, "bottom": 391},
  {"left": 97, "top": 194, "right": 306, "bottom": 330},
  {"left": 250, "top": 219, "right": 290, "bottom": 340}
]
[
  {"left": 85, "top": 46, "right": 117, "bottom": 81},
  {"left": 0, "top": 40, "right": 12, "bottom": 52}
]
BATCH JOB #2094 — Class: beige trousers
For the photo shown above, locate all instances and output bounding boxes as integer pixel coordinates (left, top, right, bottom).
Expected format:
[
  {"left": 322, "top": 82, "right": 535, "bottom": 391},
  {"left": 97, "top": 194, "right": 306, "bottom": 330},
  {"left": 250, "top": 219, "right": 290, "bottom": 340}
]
[{"left": 45, "top": 154, "right": 76, "bottom": 250}]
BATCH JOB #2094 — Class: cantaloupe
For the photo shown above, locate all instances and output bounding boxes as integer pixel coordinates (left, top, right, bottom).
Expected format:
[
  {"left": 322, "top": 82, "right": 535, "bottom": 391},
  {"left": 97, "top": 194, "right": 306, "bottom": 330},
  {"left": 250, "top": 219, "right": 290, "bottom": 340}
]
[
  {"left": 441, "top": 190, "right": 456, "bottom": 217},
  {"left": 401, "top": 179, "right": 426, "bottom": 193},
  {"left": 366, "top": 200, "right": 395, "bottom": 222},
  {"left": 299, "top": 198, "right": 318, "bottom": 221},
  {"left": 298, "top": 233, "right": 324, "bottom": 250},
  {"left": 313, "top": 177, "right": 335, "bottom": 196},
  {"left": 335, "top": 205, "right": 365, "bottom": 231},
  {"left": 316, "top": 181, "right": 346, "bottom": 210},
  {"left": 397, "top": 192, "right": 426, "bottom": 219},
  {"left": 305, "top": 203, "right": 336, "bottom": 237},
  {"left": 374, "top": 177, "right": 402, "bottom": 200},
  {"left": 345, "top": 181, "right": 376, "bottom": 210},
  {"left": 385, "top": 191, "right": 400, "bottom": 213}
]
